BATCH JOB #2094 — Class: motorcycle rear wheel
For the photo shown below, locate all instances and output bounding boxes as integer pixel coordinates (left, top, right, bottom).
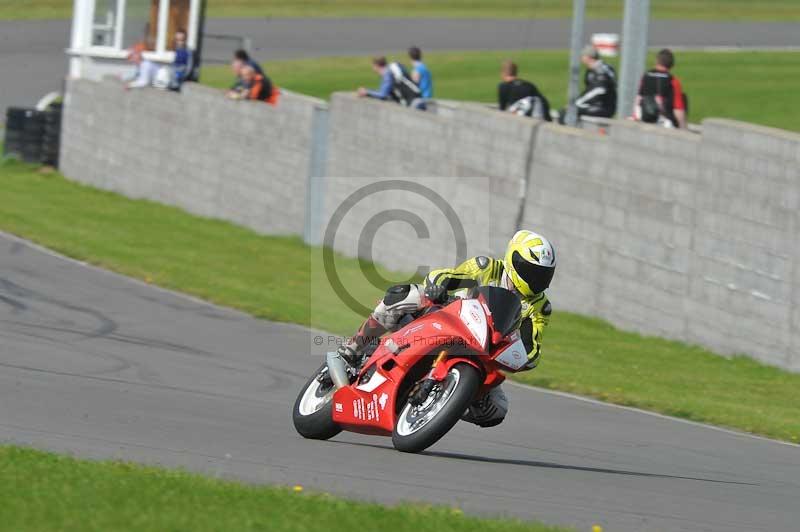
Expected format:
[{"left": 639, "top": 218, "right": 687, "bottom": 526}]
[
  {"left": 392, "top": 363, "right": 481, "bottom": 453},
  {"left": 292, "top": 364, "right": 342, "bottom": 440}
]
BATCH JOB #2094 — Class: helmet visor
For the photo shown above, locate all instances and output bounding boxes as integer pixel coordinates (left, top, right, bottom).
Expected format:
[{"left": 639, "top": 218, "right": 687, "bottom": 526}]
[{"left": 511, "top": 250, "right": 555, "bottom": 294}]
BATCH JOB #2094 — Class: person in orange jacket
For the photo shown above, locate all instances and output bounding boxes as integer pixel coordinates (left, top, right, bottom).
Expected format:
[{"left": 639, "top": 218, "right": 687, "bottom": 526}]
[{"left": 229, "top": 64, "right": 279, "bottom": 106}]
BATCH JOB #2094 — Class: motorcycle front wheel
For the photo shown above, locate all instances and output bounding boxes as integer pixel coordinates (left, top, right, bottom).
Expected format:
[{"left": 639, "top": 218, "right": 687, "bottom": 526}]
[
  {"left": 392, "top": 363, "right": 481, "bottom": 453},
  {"left": 292, "top": 364, "right": 342, "bottom": 440}
]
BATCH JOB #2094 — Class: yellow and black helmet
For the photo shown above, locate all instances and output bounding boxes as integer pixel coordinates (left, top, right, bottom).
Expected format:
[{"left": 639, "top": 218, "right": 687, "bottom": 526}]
[{"left": 503, "top": 230, "right": 556, "bottom": 297}]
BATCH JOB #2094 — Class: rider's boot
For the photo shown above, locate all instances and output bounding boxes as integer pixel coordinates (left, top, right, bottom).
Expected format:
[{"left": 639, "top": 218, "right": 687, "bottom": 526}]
[
  {"left": 336, "top": 284, "right": 424, "bottom": 367},
  {"left": 461, "top": 386, "right": 509, "bottom": 428},
  {"left": 337, "top": 315, "right": 386, "bottom": 367}
]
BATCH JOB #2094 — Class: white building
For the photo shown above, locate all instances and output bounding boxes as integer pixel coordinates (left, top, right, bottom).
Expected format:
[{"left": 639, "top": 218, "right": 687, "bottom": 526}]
[{"left": 67, "top": 0, "right": 203, "bottom": 80}]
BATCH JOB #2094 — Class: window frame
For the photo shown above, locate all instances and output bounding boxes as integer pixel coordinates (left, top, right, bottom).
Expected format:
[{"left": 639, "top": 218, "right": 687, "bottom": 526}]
[{"left": 83, "top": 0, "right": 194, "bottom": 54}]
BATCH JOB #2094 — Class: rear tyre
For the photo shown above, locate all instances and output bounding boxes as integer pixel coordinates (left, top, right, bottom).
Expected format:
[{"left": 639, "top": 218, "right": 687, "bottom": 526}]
[
  {"left": 392, "top": 363, "right": 481, "bottom": 453},
  {"left": 292, "top": 364, "right": 342, "bottom": 440}
]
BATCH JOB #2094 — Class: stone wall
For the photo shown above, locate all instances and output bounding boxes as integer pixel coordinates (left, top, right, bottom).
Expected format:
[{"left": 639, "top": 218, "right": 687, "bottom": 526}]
[
  {"left": 60, "top": 79, "right": 800, "bottom": 370},
  {"left": 61, "top": 79, "right": 325, "bottom": 236}
]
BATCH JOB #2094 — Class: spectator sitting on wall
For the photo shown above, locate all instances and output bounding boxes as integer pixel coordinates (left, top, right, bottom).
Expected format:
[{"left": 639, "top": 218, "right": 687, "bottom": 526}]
[
  {"left": 576, "top": 45, "right": 616, "bottom": 118},
  {"left": 227, "top": 49, "right": 266, "bottom": 94},
  {"left": 498, "top": 60, "right": 552, "bottom": 121},
  {"left": 408, "top": 46, "right": 433, "bottom": 99},
  {"left": 169, "top": 29, "right": 193, "bottom": 91},
  {"left": 124, "top": 35, "right": 159, "bottom": 89},
  {"left": 357, "top": 56, "right": 424, "bottom": 109},
  {"left": 228, "top": 64, "right": 279, "bottom": 106},
  {"left": 226, "top": 57, "right": 246, "bottom": 97},
  {"left": 635, "top": 48, "right": 687, "bottom": 129}
]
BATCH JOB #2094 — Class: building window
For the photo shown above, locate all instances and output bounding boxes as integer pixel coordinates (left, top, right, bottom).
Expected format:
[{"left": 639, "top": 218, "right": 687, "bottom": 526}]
[
  {"left": 83, "top": 0, "right": 194, "bottom": 54},
  {"left": 122, "top": 0, "right": 190, "bottom": 52},
  {"left": 165, "top": 0, "right": 191, "bottom": 51},
  {"left": 123, "top": 0, "right": 155, "bottom": 50},
  {"left": 91, "top": 0, "right": 117, "bottom": 47}
]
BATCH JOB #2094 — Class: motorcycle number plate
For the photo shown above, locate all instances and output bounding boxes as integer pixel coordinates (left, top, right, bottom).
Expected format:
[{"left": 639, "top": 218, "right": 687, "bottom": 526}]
[{"left": 494, "top": 337, "right": 527, "bottom": 370}]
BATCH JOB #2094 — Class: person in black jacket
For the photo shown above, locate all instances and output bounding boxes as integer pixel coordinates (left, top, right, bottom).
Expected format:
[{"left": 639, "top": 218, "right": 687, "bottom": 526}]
[
  {"left": 636, "top": 49, "right": 687, "bottom": 128},
  {"left": 575, "top": 45, "right": 617, "bottom": 118},
  {"left": 497, "top": 60, "right": 552, "bottom": 121}
]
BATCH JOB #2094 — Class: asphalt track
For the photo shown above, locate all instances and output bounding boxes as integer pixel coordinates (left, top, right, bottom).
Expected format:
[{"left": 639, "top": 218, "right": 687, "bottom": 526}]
[
  {"left": 1, "top": 232, "right": 799, "bottom": 532},
  {"left": 1, "top": 18, "right": 799, "bottom": 114}
]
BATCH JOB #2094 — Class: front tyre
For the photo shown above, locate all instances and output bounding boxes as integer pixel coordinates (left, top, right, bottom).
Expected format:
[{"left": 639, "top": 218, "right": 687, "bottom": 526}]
[
  {"left": 392, "top": 363, "right": 481, "bottom": 453},
  {"left": 292, "top": 365, "right": 342, "bottom": 440}
]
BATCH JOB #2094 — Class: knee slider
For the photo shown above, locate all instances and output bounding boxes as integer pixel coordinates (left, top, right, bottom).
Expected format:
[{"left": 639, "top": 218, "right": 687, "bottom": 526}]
[
  {"left": 467, "top": 387, "right": 509, "bottom": 428},
  {"left": 489, "top": 387, "right": 509, "bottom": 419}
]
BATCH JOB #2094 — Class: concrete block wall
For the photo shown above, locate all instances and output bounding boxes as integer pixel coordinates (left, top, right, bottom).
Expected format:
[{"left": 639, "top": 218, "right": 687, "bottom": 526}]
[
  {"left": 604, "top": 121, "right": 699, "bottom": 340},
  {"left": 59, "top": 79, "right": 800, "bottom": 371},
  {"left": 323, "top": 93, "right": 538, "bottom": 274},
  {"left": 691, "top": 120, "right": 800, "bottom": 370},
  {"left": 60, "top": 78, "right": 326, "bottom": 236},
  {"left": 449, "top": 102, "right": 542, "bottom": 257},
  {"left": 522, "top": 124, "right": 612, "bottom": 321},
  {"left": 523, "top": 117, "right": 800, "bottom": 370}
]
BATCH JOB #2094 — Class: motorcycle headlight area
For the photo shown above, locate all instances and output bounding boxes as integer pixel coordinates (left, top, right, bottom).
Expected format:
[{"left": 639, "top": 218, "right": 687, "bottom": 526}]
[{"left": 459, "top": 299, "right": 488, "bottom": 349}]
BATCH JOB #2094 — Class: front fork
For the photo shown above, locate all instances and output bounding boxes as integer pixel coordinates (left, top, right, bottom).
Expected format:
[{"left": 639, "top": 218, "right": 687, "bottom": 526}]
[
  {"left": 411, "top": 350, "right": 503, "bottom": 405},
  {"left": 325, "top": 350, "right": 355, "bottom": 389},
  {"left": 408, "top": 350, "right": 449, "bottom": 406}
]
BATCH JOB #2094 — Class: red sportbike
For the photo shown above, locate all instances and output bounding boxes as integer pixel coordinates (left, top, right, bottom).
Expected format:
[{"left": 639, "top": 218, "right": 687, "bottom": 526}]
[{"left": 292, "top": 286, "right": 529, "bottom": 453}]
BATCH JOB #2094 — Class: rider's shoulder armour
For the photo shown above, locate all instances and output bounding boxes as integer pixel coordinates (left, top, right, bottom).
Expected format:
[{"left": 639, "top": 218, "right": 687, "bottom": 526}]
[{"left": 475, "top": 256, "right": 491, "bottom": 269}]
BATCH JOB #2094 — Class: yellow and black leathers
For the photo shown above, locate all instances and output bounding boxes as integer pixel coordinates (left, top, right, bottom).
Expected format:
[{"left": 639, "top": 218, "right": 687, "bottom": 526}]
[{"left": 426, "top": 255, "right": 551, "bottom": 369}]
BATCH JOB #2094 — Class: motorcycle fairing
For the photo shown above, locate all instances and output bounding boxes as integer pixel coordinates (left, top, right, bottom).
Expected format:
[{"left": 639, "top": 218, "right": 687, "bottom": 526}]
[{"left": 332, "top": 298, "right": 487, "bottom": 433}]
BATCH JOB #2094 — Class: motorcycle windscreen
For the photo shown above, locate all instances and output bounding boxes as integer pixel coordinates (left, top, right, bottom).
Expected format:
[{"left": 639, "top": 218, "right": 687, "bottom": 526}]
[{"left": 475, "top": 286, "right": 522, "bottom": 338}]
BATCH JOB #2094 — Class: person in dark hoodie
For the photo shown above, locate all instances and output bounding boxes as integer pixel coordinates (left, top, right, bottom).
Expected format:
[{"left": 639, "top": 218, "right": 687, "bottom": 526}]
[{"left": 497, "top": 60, "right": 551, "bottom": 121}]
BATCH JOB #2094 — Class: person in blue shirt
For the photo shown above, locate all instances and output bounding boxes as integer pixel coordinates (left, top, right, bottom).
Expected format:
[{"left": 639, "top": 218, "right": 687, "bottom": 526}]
[
  {"left": 357, "top": 56, "right": 394, "bottom": 100},
  {"left": 170, "top": 29, "right": 193, "bottom": 90},
  {"left": 357, "top": 56, "right": 426, "bottom": 109},
  {"left": 408, "top": 46, "right": 433, "bottom": 99}
]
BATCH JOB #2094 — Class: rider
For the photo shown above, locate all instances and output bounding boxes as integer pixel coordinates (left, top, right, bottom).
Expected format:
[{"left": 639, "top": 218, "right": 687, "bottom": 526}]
[{"left": 337, "top": 230, "right": 556, "bottom": 428}]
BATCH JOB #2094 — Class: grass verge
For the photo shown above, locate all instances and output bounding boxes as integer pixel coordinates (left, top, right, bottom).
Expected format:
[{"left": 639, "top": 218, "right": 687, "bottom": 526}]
[
  {"left": 0, "top": 446, "right": 566, "bottom": 532},
  {"left": 1, "top": 159, "right": 799, "bottom": 443},
  {"left": 1, "top": 0, "right": 798, "bottom": 20},
  {"left": 202, "top": 49, "right": 800, "bottom": 133}
]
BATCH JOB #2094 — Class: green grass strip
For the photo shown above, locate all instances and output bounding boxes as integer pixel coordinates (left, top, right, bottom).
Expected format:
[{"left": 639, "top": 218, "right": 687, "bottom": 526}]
[
  {"left": 202, "top": 49, "right": 800, "bottom": 133},
  {"left": 0, "top": 446, "right": 567, "bottom": 532},
  {"left": 2, "top": 0, "right": 799, "bottom": 21},
  {"left": 0, "top": 159, "right": 798, "bottom": 443}
]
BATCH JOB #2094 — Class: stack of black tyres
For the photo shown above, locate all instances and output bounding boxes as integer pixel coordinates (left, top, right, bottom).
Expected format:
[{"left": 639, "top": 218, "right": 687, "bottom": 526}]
[
  {"left": 3, "top": 105, "right": 62, "bottom": 166},
  {"left": 3, "top": 108, "right": 30, "bottom": 160},
  {"left": 41, "top": 103, "right": 62, "bottom": 166}
]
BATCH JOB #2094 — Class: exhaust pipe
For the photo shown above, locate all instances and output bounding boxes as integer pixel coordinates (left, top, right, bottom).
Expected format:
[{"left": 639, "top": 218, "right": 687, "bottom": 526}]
[{"left": 326, "top": 351, "right": 350, "bottom": 389}]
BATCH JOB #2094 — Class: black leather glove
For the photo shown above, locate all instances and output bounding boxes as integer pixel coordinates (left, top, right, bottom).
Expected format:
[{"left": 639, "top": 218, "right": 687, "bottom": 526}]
[{"left": 424, "top": 282, "right": 448, "bottom": 304}]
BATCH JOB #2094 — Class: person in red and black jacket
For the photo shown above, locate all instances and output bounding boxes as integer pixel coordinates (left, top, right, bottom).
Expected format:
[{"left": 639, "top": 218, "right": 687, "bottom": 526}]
[
  {"left": 229, "top": 64, "right": 279, "bottom": 106},
  {"left": 635, "top": 49, "right": 687, "bottom": 129}
]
